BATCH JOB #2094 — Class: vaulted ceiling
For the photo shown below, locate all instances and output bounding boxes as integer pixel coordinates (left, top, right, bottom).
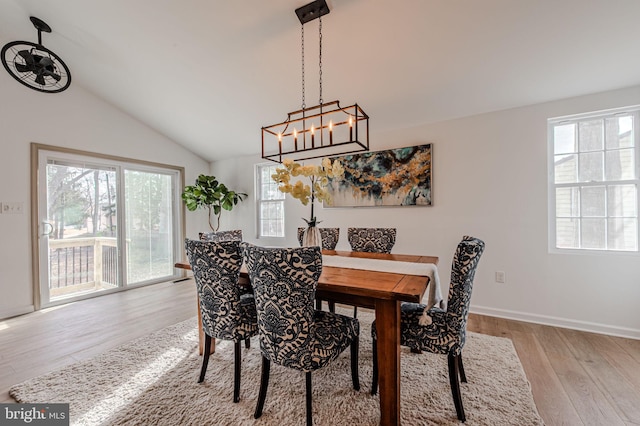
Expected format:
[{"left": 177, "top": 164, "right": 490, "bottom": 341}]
[{"left": 2, "top": 0, "right": 640, "bottom": 162}]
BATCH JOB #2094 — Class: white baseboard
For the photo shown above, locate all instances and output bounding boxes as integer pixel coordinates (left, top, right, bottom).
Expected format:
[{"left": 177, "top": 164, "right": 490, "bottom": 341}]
[
  {"left": 0, "top": 304, "right": 35, "bottom": 321},
  {"left": 471, "top": 305, "right": 640, "bottom": 340}
]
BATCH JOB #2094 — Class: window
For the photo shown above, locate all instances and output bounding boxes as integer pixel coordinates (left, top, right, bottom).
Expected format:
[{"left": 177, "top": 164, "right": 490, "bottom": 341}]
[
  {"left": 256, "top": 163, "right": 285, "bottom": 237},
  {"left": 549, "top": 107, "right": 639, "bottom": 252}
]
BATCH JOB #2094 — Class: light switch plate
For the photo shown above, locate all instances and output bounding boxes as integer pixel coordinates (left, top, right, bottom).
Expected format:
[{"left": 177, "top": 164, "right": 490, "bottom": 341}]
[{"left": 2, "top": 202, "right": 24, "bottom": 214}]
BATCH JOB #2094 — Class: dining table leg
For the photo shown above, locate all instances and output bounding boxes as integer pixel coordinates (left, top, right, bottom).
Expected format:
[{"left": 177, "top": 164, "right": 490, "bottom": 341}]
[{"left": 375, "top": 299, "right": 401, "bottom": 425}]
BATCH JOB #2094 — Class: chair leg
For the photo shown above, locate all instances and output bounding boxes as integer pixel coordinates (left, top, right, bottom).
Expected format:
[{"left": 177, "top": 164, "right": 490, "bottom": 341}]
[
  {"left": 350, "top": 335, "right": 360, "bottom": 391},
  {"left": 306, "top": 371, "right": 313, "bottom": 426},
  {"left": 315, "top": 299, "right": 322, "bottom": 310},
  {"left": 245, "top": 337, "right": 251, "bottom": 349},
  {"left": 254, "top": 356, "right": 271, "bottom": 419},
  {"left": 328, "top": 301, "right": 335, "bottom": 313},
  {"left": 233, "top": 340, "right": 242, "bottom": 403},
  {"left": 448, "top": 353, "right": 466, "bottom": 422},
  {"left": 458, "top": 353, "right": 467, "bottom": 383},
  {"left": 198, "top": 334, "right": 212, "bottom": 383},
  {"left": 371, "top": 336, "right": 378, "bottom": 395}
]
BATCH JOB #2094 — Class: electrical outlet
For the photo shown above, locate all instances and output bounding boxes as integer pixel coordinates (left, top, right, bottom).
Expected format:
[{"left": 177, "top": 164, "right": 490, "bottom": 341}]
[
  {"left": 2, "top": 202, "right": 24, "bottom": 214},
  {"left": 495, "top": 271, "right": 506, "bottom": 283}
]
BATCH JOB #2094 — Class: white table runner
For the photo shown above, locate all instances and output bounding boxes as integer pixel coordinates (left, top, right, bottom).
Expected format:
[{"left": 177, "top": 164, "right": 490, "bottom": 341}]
[{"left": 322, "top": 255, "right": 445, "bottom": 325}]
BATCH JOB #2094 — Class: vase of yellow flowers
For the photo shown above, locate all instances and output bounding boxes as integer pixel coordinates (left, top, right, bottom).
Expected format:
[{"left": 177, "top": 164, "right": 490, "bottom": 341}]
[{"left": 272, "top": 157, "right": 344, "bottom": 247}]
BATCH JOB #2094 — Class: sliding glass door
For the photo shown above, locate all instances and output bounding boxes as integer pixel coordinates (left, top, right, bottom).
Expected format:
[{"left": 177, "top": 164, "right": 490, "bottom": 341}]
[
  {"left": 124, "top": 170, "right": 175, "bottom": 284},
  {"left": 37, "top": 148, "right": 182, "bottom": 307}
]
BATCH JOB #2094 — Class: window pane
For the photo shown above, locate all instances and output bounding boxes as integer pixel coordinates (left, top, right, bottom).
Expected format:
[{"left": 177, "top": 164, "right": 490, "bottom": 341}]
[
  {"left": 260, "top": 165, "right": 284, "bottom": 201},
  {"left": 556, "top": 187, "right": 579, "bottom": 217},
  {"left": 555, "top": 154, "right": 577, "bottom": 183},
  {"left": 581, "top": 186, "right": 605, "bottom": 217},
  {"left": 45, "top": 164, "right": 118, "bottom": 300},
  {"left": 261, "top": 165, "right": 271, "bottom": 183},
  {"left": 556, "top": 218, "right": 579, "bottom": 248},
  {"left": 581, "top": 218, "right": 606, "bottom": 249},
  {"left": 606, "top": 116, "right": 634, "bottom": 149},
  {"left": 605, "top": 148, "right": 636, "bottom": 181},
  {"left": 607, "top": 218, "right": 638, "bottom": 251},
  {"left": 578, "top": 152, "right": 603, "bottom": 182},
  {"left": 125, "top": 171, "right": 174, "bottom": 284},
  {"left": 261, "top": 181, "right": 271, "bottom": 199},
  {"left": 608, "top": 184, "right": 637, "bottom": 217},
  {"left": 578, "top": 119, "right": 603, "bottom": 151},
  {"left": 554, "top": 124, "right": 576, "bottom": 154},
  {"left": 259, "top": 200, "right": 284, "bottom": 237}
]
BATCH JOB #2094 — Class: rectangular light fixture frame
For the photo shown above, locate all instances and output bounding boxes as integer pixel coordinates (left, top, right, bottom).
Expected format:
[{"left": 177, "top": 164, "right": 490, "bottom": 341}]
[{"left": 261, "top": 100, "right": 369, "bottom": 163}]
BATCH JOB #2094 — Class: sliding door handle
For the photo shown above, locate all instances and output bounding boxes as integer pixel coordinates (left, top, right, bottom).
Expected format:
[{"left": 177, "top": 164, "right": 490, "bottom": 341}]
[{"left": 42, "top": 221, "right": 54, "bottom": 236}]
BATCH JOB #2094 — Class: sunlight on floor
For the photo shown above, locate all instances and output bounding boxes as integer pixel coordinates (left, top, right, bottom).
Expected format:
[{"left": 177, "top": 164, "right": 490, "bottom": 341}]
[{"left": 74, "top": 346, "right": 191, "bottom": 425}]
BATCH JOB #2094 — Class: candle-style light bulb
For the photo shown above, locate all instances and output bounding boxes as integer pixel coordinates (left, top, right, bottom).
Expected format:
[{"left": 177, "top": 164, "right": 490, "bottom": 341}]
[
  {"left": 278, "top": 132, "right": 282, "bottom": 155},
  {"left": 311, "top": 125, "right": 315, "bottom": 147},
  {"left": 348, "top": 116, "right": 353, "bottom": 141},
  {"left": 293, "top": 128, "right": 298, "bottom": 150},
  {"left": 329, "top": 120, "right": 333, "bottom": 145}
]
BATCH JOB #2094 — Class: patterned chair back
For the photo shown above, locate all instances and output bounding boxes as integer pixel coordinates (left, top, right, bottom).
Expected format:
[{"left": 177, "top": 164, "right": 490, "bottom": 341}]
[
  {"left": 242, "top": 243, "right": 322, "bottom": 371},
  {"left": 297, "top": 227, "right": 340, "bottom": 250},
  {"left": 319, "top": 228, "right": 339, "bottom": 250},
  {"left": 185, "top": 239, "right": 245, "bottom": 341},
  {"left": 445, "top": 236, "right": 485, "bottom": 354},
  {"left": 199, "top": 229, "right": 243, "bottom": 242},
  {"left": 347, "top": 227, "right": 396, "bottom": 253}
]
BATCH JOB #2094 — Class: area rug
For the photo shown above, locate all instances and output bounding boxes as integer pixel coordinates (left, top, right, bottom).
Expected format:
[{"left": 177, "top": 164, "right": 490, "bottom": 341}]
[{"left": 10, "top": 310, "right": 543, "bottom": 425}]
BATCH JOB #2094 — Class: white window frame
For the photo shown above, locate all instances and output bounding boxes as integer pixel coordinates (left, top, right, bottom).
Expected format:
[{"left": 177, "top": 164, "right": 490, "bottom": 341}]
[
  {"left": 548, "top": 105, "right": 640, "bottom": 255},
  {"left": 255, "top": 163, "right": 285, "bottom": 238}
]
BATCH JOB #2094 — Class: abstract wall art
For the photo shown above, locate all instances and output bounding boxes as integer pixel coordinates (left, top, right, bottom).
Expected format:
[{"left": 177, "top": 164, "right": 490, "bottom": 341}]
[{"left": 325, "top": 144, "right": 432, "bottom": 208}]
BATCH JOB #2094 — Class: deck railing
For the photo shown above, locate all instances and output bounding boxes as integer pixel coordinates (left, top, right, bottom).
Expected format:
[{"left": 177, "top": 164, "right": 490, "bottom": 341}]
[{"left": 48, "top": 237, "right": 118, "bottom": 292}]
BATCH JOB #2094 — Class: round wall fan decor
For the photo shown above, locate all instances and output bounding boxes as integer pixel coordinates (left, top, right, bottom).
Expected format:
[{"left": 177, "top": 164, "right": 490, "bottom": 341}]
[{"left": 1, "top": 16, "right": 71, "bottom": 93}]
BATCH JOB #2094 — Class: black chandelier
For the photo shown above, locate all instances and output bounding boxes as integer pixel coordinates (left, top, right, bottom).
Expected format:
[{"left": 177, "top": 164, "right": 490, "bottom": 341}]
[{"left": 261, "top": 0, "right": 369, "bottom": 163}]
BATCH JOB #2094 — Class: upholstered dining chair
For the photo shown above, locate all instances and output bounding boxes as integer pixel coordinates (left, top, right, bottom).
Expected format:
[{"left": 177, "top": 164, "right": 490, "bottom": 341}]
[
  {"left": 198, "top": 230, "right": 253, "bottom": 297},
  {"left": 297, "top": 227, "right": 340, "bottom": 250},
  {"left": 347, "top": 227, "right": 397, "bottom": 317},
  {"left": 242, "top": 243, "right": 360, "bottom": 426},
  {"left": 199, "top": 229, "right": 243, "bottom": 242},
  {"left": 185, "top": 239, "right": 258, "bottom": 403},
  {"left": 297, "top": 227, "right": 341, "bottom": 313},
  {"left": 370, "top": 236, "right": 486, "bottom": 422},
  {"left": 347, "top": 227, "right": 396, "bottom": 254}
]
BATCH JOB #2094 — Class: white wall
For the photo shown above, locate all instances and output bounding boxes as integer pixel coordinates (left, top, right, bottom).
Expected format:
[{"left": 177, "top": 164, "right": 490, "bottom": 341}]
[
  {"left": 213, "top": 85, "right": 640, "bottom": 339},
  {"left": 0, "top": 77, "right": 210, "bottom": 319}
]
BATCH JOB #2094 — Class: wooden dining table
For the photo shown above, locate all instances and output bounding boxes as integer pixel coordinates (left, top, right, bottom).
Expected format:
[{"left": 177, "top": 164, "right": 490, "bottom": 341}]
[{"left": 175, "top": 249, "right": 438, "bottom": 426}]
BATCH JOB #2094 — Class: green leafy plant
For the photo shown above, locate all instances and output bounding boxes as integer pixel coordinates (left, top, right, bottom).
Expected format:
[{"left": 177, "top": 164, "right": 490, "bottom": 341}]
[{"left": 182, "top": 175, "right": 247, "bottom": 232}]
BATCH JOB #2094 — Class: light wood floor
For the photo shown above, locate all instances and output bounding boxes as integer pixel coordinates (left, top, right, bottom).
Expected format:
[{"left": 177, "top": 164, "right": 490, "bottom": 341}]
[{"left": 1, "top": 280, "right": 639, "bottom": 425}]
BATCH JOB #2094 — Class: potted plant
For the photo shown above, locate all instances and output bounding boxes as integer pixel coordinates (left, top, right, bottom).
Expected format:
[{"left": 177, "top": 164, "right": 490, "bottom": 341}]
[
  {"left": 271, "top": 158, "right": 344, "bottom": 246},
  {"left": 182, "top": 174, "right": 247, "bottom": 232}
]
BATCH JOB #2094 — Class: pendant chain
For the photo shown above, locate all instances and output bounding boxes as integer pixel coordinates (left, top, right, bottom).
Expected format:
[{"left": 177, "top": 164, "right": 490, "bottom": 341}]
[
  {"left": 318, "top": 16, "right": 323, "bottom": 105},
  {"left": 301, "top": 24, "right": 306, "bottom": 110},
  {"left": 301, "top": 14, "right": 324, "bottom": 109}
]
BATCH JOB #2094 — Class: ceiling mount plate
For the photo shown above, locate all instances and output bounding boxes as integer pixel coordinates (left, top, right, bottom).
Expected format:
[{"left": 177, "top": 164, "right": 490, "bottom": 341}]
[
  {"left": 30, "top": 16, "right": 52, "bottom": 33},
  {"left": 295, "top": 0, "right": 330, "bottom": 25}
]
